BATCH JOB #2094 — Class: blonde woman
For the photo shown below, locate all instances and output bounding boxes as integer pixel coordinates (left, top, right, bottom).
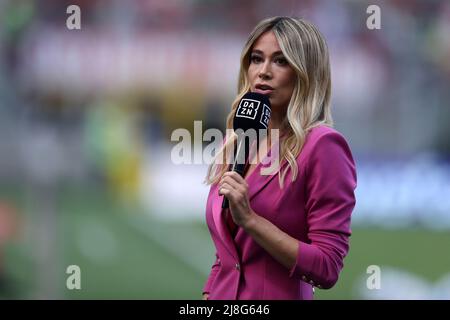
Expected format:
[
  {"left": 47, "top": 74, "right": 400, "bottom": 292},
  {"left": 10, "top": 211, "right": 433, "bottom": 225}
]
[{"left": 202, "top": 16, "right": 357, "bottom": 300}]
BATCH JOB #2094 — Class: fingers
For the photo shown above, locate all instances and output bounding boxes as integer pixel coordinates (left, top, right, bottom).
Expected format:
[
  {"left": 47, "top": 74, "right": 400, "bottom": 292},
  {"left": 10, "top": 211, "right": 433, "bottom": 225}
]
[
  {"left": 219, "top": 182, "right": 248, "bottom": 205},
  {"left": 219, "top": 179, "right": 246, "bottom": 200},
  {"left": 223, "top": 171, "right": 247, "bottom": 184},
  {"left": 219, "top": 182, "right": 233, "bottom": 196},
  {"left": 220, "top": 177, "right": 241, "bottom": 192},
  {"left": 220, "top": 172, "right": 248, "bottom": 190},
  {"left": 218, "top": 172, "right": 253, "bottom": 226}
]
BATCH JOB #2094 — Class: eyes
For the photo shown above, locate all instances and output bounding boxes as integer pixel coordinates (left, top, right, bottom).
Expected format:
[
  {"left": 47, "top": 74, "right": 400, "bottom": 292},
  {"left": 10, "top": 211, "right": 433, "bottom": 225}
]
[
  {"left": 249, "top": 54, "right": 263, "bottom": 64},
  {"left": 250, "top": 53, "right": 288, "bottom": 66},
  {"left": 275, "top": 57, "right": 288, "bottom": 66}
]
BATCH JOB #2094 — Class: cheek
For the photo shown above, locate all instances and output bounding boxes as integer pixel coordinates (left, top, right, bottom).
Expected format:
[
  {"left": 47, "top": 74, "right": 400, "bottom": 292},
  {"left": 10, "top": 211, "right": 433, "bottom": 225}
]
[
  {"left": 282, "top": 70, "right": 296, "bottom": 87},
  {"left": 247, "top": 66, "right": 257, "bottom": 81},
  {"left": 280, "top": 73, "right": 295, "bottom": 96},
  {"left": 277, "top": 88, "right": 293, "bottom": 107},
  {"left": 270, "top": 87, "right": 293, "bottom": 110}
]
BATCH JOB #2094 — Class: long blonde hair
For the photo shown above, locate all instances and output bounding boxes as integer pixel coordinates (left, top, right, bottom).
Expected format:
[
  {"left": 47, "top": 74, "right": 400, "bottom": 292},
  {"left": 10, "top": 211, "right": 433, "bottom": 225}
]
[{"left": 205, "top": 16, "right": 333, "bottom": 187}]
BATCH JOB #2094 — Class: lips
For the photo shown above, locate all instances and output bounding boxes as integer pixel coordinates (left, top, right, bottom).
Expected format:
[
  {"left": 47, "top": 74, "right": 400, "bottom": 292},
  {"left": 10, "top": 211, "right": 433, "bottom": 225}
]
[{"left": 254, "top": 84, "right": 274, "bottom": 95}]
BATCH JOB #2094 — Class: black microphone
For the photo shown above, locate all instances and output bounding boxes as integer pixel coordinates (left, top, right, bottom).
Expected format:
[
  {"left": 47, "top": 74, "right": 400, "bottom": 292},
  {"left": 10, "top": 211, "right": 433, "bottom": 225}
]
[{"left": 222, "top": 92, "right": 271, "bottom": 209}]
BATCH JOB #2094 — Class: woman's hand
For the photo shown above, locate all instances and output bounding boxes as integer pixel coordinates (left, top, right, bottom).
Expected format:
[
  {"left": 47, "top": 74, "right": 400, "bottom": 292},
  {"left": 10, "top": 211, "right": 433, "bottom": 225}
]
[
  {"left": 218, "top": 171, "right": 299, "bottom": 274},
  {"left": 219, "top": 171, "right": 256, "bottom": 228},
  {"left": 202, "top": 293, "right": 209, "bottom": 300}
]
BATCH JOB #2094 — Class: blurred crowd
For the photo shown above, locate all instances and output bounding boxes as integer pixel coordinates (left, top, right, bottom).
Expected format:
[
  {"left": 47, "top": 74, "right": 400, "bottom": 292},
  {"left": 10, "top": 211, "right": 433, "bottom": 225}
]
[
  {"left": 0, "top": 0, "right": 448, "bottom": 225},
  {"left": 0, "top": 0, "right": 448, "bottom": 218}
]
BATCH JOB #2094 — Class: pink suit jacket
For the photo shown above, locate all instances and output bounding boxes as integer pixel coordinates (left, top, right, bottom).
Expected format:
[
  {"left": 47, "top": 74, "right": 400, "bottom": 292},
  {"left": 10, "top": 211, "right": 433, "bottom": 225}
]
[{"left": 203, "top": 125, "right": 357, "bottom": 300}]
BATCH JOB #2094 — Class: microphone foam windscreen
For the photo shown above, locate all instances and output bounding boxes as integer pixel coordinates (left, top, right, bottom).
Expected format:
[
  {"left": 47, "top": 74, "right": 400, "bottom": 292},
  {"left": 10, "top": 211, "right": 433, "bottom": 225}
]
[{"left": 233, "top": 92, "right": 271, "bottom": 132}]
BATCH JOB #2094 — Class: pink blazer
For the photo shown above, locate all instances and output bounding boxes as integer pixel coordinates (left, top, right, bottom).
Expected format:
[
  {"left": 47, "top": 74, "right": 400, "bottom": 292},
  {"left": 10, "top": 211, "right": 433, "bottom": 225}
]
[{"left": 203, "top": 125, "right": 357, "bottom": 300}]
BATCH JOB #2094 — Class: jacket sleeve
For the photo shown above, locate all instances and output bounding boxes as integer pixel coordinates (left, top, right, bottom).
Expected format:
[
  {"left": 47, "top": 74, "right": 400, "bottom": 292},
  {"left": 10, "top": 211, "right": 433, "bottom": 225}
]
[
  {"left": 289, "top": 130, "right": 357, "bottom": 289},
  {"left": 202, "top": 253, "right": 221, "bottom": 294}
]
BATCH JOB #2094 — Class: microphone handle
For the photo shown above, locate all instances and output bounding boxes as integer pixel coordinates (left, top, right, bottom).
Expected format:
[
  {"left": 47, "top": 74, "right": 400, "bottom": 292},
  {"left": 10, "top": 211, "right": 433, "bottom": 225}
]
[
  {"left": 221, "top": 162, "right": 246, "bottom": 209},
  {"left": 221, "top": 136, "right": 248, "bottom": 209}
]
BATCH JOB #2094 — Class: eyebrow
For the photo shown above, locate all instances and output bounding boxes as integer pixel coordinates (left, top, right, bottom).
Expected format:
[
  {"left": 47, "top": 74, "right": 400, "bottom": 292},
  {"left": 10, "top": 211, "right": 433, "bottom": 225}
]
[{"left": 251, "top": 49, "right": 284, "bottom": 56}]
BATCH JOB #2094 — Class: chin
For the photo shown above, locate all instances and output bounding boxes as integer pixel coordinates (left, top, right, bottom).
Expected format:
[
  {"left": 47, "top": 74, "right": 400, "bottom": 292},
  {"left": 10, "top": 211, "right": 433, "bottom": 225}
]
[
  {"left": 270, "top": 100, "right": 289, "bottom": 114},
  {"left": 268, "top": 97, "right": 280, "bottom": 108}
]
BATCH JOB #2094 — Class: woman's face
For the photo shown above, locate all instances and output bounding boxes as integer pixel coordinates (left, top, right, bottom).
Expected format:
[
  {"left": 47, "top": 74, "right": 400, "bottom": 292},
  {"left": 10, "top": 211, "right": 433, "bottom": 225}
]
[{"left": 247, "top": 31, "right": 296, "bottom": 113}]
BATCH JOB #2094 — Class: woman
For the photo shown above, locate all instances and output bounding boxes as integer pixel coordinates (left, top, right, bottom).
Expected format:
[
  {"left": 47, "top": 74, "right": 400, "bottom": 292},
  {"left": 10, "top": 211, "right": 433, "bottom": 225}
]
[{"left": 202, "top": 16, "right": 357, "bottom": 300}]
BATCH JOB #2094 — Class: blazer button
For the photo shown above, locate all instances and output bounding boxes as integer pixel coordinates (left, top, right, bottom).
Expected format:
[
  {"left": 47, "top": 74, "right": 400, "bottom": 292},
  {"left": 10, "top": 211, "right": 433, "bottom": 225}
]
[{"left": 235, "top": 263, "right": 240, "bottom": 271}]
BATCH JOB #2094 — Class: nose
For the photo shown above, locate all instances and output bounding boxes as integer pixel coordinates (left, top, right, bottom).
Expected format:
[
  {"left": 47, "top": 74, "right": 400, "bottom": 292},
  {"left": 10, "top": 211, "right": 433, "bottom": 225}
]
[{"left": 258, "top": 60, "right": 272, "bottom": 80}]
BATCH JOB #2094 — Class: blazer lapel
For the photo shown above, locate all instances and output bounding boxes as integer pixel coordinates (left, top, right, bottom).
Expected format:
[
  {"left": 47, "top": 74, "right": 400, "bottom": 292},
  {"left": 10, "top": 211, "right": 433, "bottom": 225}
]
[
  {"left": 247, "top": 140, "right": 287, "bottom": 201},
  {"left": 247, "top": 168, "right": 279, "bottom": 201},
  {"left": 210, "top": 139, "right": 287, "bottom": 260}
]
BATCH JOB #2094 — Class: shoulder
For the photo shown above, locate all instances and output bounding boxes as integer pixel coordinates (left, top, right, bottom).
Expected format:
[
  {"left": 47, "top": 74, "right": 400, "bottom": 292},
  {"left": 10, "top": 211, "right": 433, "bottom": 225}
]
[
  {"left": 305, "top": 125, "right": 345, "bottom": 144},
  {"left": 296, "top": 125, "right": 357, "bottom": 189},
  {"left": 298, "top": 125, "right": 354, "bottom": 163}
]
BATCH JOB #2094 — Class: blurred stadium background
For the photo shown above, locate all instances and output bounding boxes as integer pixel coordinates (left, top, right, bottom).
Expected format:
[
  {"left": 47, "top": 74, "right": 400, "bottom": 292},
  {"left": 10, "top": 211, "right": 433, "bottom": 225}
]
[{"left": 0, "top": 0, "right": 449, "bottom": 299}]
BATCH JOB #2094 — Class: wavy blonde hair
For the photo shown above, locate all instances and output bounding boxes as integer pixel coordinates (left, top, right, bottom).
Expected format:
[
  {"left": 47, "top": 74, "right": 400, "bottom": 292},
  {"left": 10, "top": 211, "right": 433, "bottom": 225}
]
[{"left": 205, "top": 16, "right": 333, "bottom": 187}]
